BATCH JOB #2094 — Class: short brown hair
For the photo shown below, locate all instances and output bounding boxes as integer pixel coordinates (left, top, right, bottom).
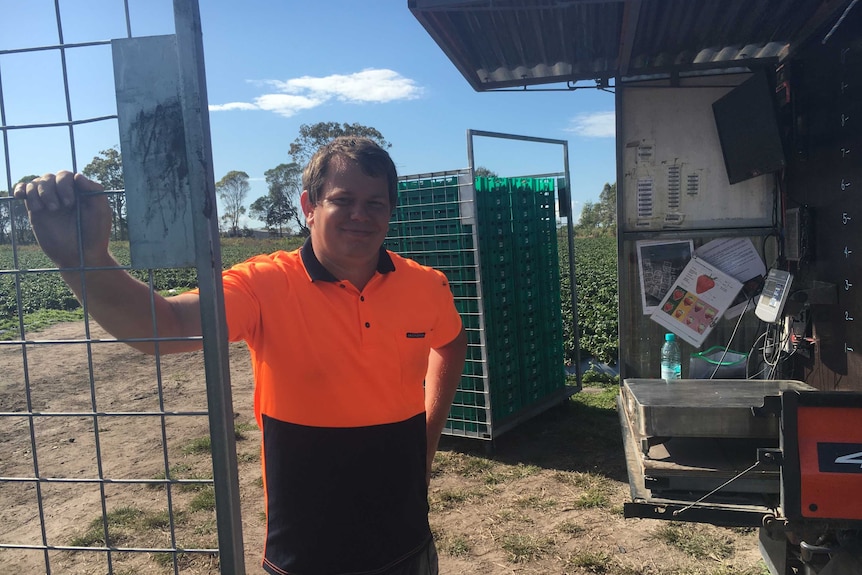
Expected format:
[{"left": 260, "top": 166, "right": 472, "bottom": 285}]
[{"left": 302, "top": 137, "right": 398, "bottom": 209}]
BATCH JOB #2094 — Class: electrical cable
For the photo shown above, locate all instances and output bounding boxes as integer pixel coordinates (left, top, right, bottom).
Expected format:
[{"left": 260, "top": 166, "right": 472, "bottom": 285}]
[
  {"left": 708, "top": 299, "right": 749, "bottom": 379},
  {"left": 763, "top": 323, "right": 781, "bottom": 369},
  {"left": 746, "top": 331, "right": 769, "bottom": 379}
]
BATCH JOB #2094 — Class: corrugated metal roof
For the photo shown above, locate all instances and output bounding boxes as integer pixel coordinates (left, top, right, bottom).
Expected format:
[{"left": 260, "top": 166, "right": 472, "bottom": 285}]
[{"left": 409, "top": 0, "right": 855, "bottom": 90}]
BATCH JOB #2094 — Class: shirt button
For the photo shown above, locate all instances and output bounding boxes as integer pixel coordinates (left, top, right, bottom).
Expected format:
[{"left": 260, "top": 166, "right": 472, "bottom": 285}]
[
  {"left": 360, "top": 296, "right": 365, "bottom": 302},
  {"left": 339, "top": 283, "right": 346, "bottom": 289},
  {"left": 365, "top": 322, "right": 371, "bottom": 328}
]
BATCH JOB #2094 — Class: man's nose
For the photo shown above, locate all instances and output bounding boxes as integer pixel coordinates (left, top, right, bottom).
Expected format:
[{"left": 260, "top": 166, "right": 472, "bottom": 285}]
[{"left": 350, "top": 203, "right": 371, "bottom": 220}]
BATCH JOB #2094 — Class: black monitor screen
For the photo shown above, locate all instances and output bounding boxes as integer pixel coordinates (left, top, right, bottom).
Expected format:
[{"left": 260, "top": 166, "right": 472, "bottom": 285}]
[{"left": 712, "top": 70, "right": 786, "bottom": 185}]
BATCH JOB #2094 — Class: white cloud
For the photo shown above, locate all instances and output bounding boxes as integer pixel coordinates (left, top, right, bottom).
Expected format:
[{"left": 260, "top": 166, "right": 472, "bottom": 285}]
[
  {"left": 208, "top": 102, "right": 258, "bottom": 112},
  {"left": 209, "top": 68, "right": 422, "bottom": 117},
  {"left": 565, "top": 111, "right": 616, "bottom": 138},
  {"left": 253, "top": 94, "right": 325, "bottom": 118}
]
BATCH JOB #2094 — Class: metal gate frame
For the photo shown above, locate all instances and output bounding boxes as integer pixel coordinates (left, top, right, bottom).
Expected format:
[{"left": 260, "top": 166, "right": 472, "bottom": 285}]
[
  {"left": 0, "top": 1, "right": 245, "bottom": 573},
  {"left": 466, "top": 129, "right": 582, "bottom": 387}
]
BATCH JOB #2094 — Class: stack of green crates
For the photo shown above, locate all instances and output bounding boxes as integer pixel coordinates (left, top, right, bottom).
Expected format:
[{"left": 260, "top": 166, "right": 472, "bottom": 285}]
[{"left": 387, "top": 172, "right": 565, "bottom": 439}]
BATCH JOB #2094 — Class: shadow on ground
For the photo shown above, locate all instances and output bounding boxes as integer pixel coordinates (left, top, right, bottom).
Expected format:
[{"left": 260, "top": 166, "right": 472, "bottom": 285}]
[{"left": 437, "top": 386, "right": 629, "bottom": 483}]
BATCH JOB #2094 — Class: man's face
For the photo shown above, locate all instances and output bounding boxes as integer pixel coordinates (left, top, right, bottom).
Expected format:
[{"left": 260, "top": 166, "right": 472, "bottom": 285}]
[{"left": 301, "top": 156, "right": 392, "bottom": 272}]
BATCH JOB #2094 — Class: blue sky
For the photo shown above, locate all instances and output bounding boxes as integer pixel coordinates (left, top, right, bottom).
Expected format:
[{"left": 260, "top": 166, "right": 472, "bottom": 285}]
[{"left": 1, "top": 0, "right": 617, "bottom": 226}]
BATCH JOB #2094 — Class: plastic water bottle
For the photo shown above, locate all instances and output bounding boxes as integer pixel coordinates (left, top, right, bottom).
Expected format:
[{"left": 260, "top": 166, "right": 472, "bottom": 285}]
[{"left": 660, "top": 333, "right": 681, "bottom": 380}]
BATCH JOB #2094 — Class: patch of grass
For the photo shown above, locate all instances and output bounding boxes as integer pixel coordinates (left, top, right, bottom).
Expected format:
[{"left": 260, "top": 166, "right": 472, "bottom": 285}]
[
  {"left": 431, "top": 526, "right": 472, "bottom": 557},
  {"left": 442, "top": 535, "right": 471, "bottom": 557},
  {"left": 566, "top": 549, "right": 614, "bottom": 573},
  {"left": 70, "top": 506, "right": 175, "bottom": 548},
  {"left": 569, "top": 471, "right": 612, "bottom": 489},
  {"left": 484, "top": 462, "right": 542, "bottom": 486},
  {"left": 182, "top": 436, "right": 211, "bottom": 455},
  {"left": 685, "top": 566, "right": 770, "bottom": 575},
  {"left": 433, "top": 451, "right": 496, "bottom": 478},
  {"left": 177, "top": 476, "right": 212, "bottom": 493},
  {"left": 498, "top": 533, "right": 555, "bottom": 563},
  {"left": 148, "top": 463, "right": 193, "bottom": 490},
  {"left": 152, "top": 552, "right": 175, "bottom": 568},
  {"left": 557, "top": 520, "right": 586, "bottom": 535},
  {"left": 573, "top": 489, "right": 610, "bottom": 509},
  {"left": 234, "top": 422, "right": 258, "bottom": 440},
  {"left": 513, "top": 494, "right": 557, "bottom": 511},
  {"left": 430, "top": 487, "right": 486, "bottom": 512},
  {"left": 148, "top": 463, "right": 211, "bottom": 493},
  {"left": 188, "top": 486, "right": 216, "bottom": 513},
  {"left": 482, "top": 471, "right": 504, "bottom": 485},
  {"left": 509, "top": 463, "right": 541, "bottom": 478},
  {"left": 194, "top": 518, "right": 218, "bottom": 536},
  {"left": 571, "top": 386, "right": 619, "bottom": 410},
  {"left": 555, "top": 471, "right": 615, "bottom": 509},
  {"left": 70, "top": 528, "right": 108, "bottom": 548},
  {"left": 651, "top": 522, "right": 734, "bottom": 560},
  {"left": 151, "top": 551, "right": 199, "bottom": 569},
  {"left": 70, "top": 509, "right": 139, "bottom": 546},
  {"left": 495, "top": 509, "right": 517, "bottom": 522},
  {"left": 238, "top": 451, "right": 260, "bottom": 463},
  {"left": 141, "top": 510, "right": 172, "bottom": 530}
]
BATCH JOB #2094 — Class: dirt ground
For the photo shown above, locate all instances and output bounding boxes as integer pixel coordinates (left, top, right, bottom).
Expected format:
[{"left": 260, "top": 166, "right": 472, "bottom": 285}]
[{"left": 0, "top": 322, "right": 767, "bottom": 574}]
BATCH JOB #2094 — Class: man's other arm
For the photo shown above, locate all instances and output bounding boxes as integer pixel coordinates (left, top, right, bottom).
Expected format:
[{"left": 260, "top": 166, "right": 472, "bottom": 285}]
[{"left": 424, "top": 327, "right": 467, "bottom": 484}]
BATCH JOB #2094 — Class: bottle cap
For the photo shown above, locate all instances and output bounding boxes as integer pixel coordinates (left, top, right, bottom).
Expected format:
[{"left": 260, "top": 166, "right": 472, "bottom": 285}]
[{"left": 665, "top": 333, "right": 675, "bottom": 341}]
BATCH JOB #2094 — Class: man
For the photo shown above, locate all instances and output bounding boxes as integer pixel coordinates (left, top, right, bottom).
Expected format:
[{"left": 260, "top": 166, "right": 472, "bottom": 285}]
[{"left": 14, "top": 137, "right": 467, "bottom": 575}]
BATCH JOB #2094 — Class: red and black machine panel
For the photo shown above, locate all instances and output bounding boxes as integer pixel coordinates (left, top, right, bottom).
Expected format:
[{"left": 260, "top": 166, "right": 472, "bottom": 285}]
[{"left": 782, "top": 391, "right": 862, "bottom": 523}]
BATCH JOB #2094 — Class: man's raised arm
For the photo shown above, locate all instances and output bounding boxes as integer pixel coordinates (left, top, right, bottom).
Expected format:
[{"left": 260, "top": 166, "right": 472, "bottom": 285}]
[{"left": 13, "top": 171, "right": 203, "bottom": 354}]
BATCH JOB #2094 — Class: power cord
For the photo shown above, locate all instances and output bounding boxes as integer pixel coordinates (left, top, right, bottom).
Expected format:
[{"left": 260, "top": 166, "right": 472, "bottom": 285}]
[
  {"left": 708, "top": 304, "right": 748, "bottom": 379},
  {"left": 710, "top": 287, "right": 762, "bottom": 380}
]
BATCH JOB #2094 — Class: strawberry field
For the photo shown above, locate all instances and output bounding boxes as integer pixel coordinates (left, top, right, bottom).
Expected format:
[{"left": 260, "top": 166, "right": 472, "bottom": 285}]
[
  {"left": 560, "top": 235, "right": 618, "bottom": 365},
  {"left": 1, "top": 235, "right": 619, "bottom": 366}
]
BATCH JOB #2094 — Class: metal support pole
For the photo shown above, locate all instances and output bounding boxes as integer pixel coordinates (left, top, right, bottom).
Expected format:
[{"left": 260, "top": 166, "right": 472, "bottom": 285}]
[
  {"left": 561, "top": 143, "right": 582, "bottom": 388},
  {"left": 172, "top": 1, "right": 246, "bottom": 573}
]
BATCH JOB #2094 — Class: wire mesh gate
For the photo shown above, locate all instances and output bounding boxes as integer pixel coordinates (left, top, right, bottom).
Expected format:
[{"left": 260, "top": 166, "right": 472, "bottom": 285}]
[{"left": 0, "top": 1, "right": 245, "bottom": 573}]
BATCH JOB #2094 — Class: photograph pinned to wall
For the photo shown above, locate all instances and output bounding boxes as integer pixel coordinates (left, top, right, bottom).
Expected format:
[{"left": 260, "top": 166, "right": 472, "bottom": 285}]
[
  {"left": 650, "top": 257, "right": 743, "bottom": 347},
  {"left": 637, "top": 239, "right": 694, "bottom": 314}
]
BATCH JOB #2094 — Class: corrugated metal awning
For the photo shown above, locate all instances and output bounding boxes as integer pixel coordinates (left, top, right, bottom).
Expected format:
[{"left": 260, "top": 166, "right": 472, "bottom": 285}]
[{"left": 409, "top": 0, "right": 856, "bottom": 90}]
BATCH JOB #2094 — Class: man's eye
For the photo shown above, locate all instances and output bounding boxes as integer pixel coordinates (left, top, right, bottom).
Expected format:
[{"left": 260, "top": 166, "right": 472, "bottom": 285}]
[{"left": 329, "top": 197, "right": 350, "bottom": 206}]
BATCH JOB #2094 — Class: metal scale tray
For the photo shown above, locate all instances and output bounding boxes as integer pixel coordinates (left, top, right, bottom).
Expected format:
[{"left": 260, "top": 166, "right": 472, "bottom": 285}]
[
  {"left": 620, "top": 378, "right": 815, "bottom": 511},
  {"left": 622, "top": 378, "right": 814, "bottom": 440}
]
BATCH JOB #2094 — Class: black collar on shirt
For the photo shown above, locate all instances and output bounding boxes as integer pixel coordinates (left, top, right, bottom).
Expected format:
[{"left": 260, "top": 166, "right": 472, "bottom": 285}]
[{"left": 300, "top": 238, "right": 395, "bottom": 283}]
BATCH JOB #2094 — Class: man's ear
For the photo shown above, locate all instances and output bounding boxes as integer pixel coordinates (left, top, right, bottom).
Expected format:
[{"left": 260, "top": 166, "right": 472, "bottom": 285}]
[{"left": 300, "top": 190, "right": 313, "bottom": 220}]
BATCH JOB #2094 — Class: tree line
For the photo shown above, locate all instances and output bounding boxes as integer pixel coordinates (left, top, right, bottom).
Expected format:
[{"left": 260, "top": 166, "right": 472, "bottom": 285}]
[
  {"left": 1, "top": 121, "right": 614, "bottom": 243},
  {"left": 0, "top": 122, "right": 389, "bottom": 244},
  {"left": 574, "top": 181, "right": 616, "bottom": 238}
]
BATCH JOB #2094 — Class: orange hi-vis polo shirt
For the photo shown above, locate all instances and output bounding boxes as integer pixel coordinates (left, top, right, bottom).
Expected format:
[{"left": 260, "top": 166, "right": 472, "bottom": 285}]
[{"left": 221, "top": 239, "right": 463, "bottom": 575}]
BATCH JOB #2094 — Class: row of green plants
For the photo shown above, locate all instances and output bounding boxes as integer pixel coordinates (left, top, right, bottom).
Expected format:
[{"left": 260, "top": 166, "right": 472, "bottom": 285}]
[
  {"left": 0, "top": 236, "right": 619, "bottom": 365},
  {"left": 560, "top": 235, "right": 618, "bottom": 365}
]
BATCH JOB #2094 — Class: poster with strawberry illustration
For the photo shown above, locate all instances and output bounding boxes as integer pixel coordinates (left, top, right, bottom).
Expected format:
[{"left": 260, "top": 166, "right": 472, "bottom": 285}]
[{"left": 650, "top": 256, "right": 743, "bottom": 347}]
